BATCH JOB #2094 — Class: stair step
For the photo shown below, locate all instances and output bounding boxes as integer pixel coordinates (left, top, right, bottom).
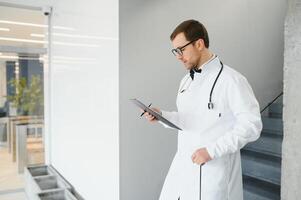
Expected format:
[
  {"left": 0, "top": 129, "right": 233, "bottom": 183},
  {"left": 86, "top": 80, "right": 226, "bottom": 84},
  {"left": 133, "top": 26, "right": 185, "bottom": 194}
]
[
  {"left": 269, "top": 103, "right": 282, "bottom": 118},
  {"left": 243, "top": 175, "right": 280, "bottom": 200},
  {"left": 262, "top": 117, "right": 283, "bottom": 135},
  {"left": 269, "top": 112, "right": 282, "bottom": 119},
  {"left": 241, "top": 150, "right": 281, "bottom": 185},
  {"left": 244, "top": 190, "right": 274, "bottom": 200},
  {"left": 269, "top": 103, "right": 282, "bottom": 114},
  {"left": 244, "top": 132, "right": 283, "bottom": 157}
]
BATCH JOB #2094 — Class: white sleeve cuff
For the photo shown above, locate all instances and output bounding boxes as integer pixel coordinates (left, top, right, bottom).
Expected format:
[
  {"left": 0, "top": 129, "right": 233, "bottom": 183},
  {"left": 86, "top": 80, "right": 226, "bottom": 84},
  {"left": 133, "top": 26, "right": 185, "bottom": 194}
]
[{"left": 206, "top": 143, "right": 216, "bottom": 160}]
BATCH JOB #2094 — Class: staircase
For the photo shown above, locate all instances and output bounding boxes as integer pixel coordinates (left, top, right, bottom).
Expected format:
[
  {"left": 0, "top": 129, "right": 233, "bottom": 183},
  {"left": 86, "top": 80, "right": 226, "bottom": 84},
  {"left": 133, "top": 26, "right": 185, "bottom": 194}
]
[{"left": 241, "top": 99, "right": 283, "bottom": 200}]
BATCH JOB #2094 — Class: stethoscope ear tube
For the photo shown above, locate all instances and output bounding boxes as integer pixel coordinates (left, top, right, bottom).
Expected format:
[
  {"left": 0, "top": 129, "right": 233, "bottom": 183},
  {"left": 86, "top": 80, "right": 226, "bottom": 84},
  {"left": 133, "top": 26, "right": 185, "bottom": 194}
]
[{"left": 208, "top": 61, "right": 224, "bottom": 110}]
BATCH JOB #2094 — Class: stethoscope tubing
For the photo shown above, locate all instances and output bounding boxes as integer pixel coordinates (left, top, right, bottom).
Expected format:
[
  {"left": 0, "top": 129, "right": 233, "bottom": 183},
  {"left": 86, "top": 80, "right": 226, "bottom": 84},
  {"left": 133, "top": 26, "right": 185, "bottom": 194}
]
[{"left": 179, "top": 61, "right": 224, "bottom": 110}]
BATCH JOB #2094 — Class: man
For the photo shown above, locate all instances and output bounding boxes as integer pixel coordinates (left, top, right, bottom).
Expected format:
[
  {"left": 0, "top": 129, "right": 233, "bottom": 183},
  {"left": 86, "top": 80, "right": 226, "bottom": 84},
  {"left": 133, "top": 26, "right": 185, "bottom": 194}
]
[{"left": 144, "top": 19, "right": 262, "bottom": 200}]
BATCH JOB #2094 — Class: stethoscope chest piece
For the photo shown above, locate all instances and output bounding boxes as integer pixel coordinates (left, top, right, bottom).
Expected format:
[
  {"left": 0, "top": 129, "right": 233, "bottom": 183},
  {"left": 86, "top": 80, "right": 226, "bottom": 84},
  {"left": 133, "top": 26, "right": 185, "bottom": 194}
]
[{"left": 208, "top": 102, "right": 214, "bottom": 110}]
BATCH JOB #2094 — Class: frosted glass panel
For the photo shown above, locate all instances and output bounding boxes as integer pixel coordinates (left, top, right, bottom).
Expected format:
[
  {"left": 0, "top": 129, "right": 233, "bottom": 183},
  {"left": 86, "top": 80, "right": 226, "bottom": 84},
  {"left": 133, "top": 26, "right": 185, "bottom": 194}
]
[{"left": 49, "top": 0, "right": 119, "bottom": 199}]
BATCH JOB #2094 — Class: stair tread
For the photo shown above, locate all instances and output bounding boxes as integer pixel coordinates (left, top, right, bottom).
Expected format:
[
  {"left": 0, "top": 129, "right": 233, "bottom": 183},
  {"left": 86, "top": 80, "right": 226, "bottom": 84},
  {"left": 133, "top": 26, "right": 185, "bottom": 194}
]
[
  {"left": 244, "top": 133, "right": 283, "bottom": 157},
  {"left": 243, "top": 175, "right": 280, "bottom": 200},
  {"left": 269, "top": 103, "right": 282, "bottom": 114},
  {"left": 242, "top": 101, "right": 282, "bottom": 200},
  {"left": 241, "top": 150, "right": 281, "bottom": 185},
  {"left": 269, "top": 113, "right": 282, "bottom": 119},
  {"left": 262, "top": 117, "right": 283, "bottom": 135},
  {"left": 244, "top": 190, "right": 276, "bottom": 200}
]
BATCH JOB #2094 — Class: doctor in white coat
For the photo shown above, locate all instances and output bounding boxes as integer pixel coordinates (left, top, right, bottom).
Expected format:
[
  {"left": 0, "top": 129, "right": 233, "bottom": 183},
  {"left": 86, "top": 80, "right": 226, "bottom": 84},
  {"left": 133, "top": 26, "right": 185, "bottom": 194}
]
[{"left": 144, "top": 20, "right": 263, "bottom": 200}]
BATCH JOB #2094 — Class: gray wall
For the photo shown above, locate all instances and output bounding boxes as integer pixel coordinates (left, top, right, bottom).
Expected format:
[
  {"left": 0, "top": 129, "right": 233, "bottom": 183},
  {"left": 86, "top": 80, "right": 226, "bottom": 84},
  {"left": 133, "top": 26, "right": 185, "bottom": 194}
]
[
  {"left": 282, "top": 0, "right": 301, "bottom": 199},
  {"left": 120, "top": 0, "right": 286, "bottom": 199}
]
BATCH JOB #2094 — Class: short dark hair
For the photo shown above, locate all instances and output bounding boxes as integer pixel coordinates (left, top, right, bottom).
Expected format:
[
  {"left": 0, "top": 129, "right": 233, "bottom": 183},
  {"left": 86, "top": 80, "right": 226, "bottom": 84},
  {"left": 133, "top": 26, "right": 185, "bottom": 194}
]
[{"left": 170, "top": 19, "right": 209, "bottom": 48}]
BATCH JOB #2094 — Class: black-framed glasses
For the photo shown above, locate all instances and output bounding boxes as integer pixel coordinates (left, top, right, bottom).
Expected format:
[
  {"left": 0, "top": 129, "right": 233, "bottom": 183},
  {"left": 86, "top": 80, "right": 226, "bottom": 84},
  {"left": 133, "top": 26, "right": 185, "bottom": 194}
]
[{"left": 171, "top": 39, "right": 198, "bottom": 56}]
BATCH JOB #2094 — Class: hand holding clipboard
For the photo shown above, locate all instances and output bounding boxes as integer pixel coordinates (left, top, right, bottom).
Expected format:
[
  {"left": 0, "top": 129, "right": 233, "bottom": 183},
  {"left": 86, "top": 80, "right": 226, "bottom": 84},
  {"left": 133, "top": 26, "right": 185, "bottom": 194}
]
[{"left": 130, "top": 98, "right": 182, "bottom": 130}]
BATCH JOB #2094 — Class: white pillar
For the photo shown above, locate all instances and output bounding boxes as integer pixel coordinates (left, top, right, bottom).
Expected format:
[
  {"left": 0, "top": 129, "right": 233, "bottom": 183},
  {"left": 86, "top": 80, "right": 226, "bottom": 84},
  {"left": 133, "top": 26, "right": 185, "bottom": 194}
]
[{"left": 282, "top": 0, "right": 301, "bottom": 199}]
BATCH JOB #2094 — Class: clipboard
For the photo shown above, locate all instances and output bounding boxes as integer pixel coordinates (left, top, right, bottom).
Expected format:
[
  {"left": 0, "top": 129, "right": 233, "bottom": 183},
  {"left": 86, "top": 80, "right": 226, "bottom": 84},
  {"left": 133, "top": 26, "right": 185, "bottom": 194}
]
[{"left": 130, "top": 98, "right": 182, "bottom": 131}]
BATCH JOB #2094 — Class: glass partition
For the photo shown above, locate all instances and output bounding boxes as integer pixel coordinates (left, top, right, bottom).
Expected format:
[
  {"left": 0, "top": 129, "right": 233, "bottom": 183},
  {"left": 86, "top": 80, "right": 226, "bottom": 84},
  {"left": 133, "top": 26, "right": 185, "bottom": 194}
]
[{"left": 0, "top": 4, "right": 47, "bottom": 194}]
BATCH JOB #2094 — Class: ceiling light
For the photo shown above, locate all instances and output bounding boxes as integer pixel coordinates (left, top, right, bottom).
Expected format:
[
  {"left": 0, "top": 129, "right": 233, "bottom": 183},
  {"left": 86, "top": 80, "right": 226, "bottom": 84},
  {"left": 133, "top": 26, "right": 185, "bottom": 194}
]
[
  {"left": 0, "top": 55, "right": 18, "bottom": 60},
  {"left": 0, "top": 55, "right": 42, "bottom": 61},
  {"left": 0, "top": 20, "right": 47, "bottom": 28},
  {"left": 0, "top": 36, "right": 46, "bottom": 44},
  {"left": 0, "top": 36, "right": 99, "bottom": 47},
  {"left": 0, "top": 28, "right": 10, "bottom": 31},
  {"left": 0, "top": 20, "right": 75, "bottom": 31}
]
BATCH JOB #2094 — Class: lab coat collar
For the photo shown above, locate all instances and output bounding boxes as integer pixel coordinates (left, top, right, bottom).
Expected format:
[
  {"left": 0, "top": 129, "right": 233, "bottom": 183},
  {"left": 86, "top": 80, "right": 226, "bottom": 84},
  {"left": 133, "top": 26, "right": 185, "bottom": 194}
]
[
  {"left": 194, "top": 55, "right": 221, "bottom": 77},
  {"left": 197, "top": 54, "right": 217, "bottom": 70}
]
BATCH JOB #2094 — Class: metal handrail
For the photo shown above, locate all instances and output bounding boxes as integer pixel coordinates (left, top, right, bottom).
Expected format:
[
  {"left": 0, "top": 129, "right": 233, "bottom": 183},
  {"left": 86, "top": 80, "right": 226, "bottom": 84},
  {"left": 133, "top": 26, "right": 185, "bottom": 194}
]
[{"left": 260, "top": 92, "right": 283, "bottom": 113}]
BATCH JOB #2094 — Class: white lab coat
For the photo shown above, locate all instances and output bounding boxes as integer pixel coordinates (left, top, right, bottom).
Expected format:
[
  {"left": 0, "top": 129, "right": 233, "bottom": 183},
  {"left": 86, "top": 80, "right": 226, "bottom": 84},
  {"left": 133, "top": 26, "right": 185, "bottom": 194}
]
[{"left": 159, "top": 56, "right": 262, "bottom": 200}]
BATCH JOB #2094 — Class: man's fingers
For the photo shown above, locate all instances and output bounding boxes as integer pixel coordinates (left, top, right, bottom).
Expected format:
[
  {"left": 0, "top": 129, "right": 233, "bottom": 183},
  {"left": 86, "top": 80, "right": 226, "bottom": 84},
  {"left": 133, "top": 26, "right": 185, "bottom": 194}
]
[
  {"left": 191, "top": 150, "right": 207, "bottom": 165},
  {"left": 194, "top": 158, "right": 203, "bottom": 165},
  {"left": 145, "top": 113, "right": 156, "bottom": 121},
  {"left": 142, "top": 109, "right": 159, "bottom": 122},
  {"left": 146, "top": 114, "right": 154, "bottom": 119},
  {"left": 145, "top": 112, "right": 152, "bottom": 118}
]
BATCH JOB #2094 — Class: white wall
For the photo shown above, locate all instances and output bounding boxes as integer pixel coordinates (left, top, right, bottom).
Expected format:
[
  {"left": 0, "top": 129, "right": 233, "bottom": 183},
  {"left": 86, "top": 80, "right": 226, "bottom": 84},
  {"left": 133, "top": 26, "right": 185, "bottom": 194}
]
[
  {"left": 0, "top": 0, "right": 119, "bottom": 199},
  {"left": 120, "top": 0, "right": 286, "bottom": 199}
]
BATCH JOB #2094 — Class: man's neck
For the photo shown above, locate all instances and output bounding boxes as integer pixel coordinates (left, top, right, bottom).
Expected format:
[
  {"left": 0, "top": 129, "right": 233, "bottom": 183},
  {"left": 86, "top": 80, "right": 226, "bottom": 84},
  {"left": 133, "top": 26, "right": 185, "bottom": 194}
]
[{"left": 196, "top": 50, "right": 214, "bottom": 70}]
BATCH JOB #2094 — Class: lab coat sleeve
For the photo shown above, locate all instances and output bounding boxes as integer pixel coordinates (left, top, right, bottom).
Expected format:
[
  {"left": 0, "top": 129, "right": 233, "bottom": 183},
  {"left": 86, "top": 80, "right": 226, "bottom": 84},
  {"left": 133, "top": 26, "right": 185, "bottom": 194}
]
[
  {"left": 158, "top": 111, "right": 180, "bottom": 130},
  {"left": 206, "top": 76, "right": 263, "bottom": 159}
]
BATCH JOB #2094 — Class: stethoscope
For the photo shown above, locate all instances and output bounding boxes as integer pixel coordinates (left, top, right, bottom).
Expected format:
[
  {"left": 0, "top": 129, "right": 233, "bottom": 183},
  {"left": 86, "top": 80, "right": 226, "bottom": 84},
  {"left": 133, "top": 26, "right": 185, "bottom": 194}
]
[{"left": 179, "top": 60, "right": 224, "bottom": 110}]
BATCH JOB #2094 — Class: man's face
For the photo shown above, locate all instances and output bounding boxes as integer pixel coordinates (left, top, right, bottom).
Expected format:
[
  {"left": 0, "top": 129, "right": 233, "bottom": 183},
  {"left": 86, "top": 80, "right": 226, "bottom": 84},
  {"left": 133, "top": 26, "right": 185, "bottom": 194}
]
[{"left": 171, "top": 32, "right": 202, "bottom": 70}]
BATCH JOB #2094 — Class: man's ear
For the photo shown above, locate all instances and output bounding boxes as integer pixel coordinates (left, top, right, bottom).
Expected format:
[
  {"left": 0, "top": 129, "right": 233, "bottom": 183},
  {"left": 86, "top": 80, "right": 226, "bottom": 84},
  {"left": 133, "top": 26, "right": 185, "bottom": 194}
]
[{"left": 196, "top": 38, "right": 205, "bottom": 51}]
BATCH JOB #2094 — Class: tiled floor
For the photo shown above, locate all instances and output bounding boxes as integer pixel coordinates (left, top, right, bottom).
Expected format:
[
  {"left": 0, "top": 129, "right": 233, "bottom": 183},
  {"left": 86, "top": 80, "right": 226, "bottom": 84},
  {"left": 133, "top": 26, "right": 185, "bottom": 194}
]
[
  {"left": 0, "top": 189, "right": 27, "bottom": 200},
  {"left": 0, "top": 147, "right": 25, "bottom": 192},
  {"left": 0, "top": 140, "right": 44, "bottom": 200},
  {"left": 0, "top": 146, "right": 27, "bottom": 199}
]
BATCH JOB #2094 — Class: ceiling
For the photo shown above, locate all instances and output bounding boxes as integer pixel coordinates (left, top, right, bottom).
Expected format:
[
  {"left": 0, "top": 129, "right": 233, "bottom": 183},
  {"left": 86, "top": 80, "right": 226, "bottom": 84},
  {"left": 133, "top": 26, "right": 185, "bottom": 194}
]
[{"left": 0, "top": 5, "right": 46, "bottom": 49}]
